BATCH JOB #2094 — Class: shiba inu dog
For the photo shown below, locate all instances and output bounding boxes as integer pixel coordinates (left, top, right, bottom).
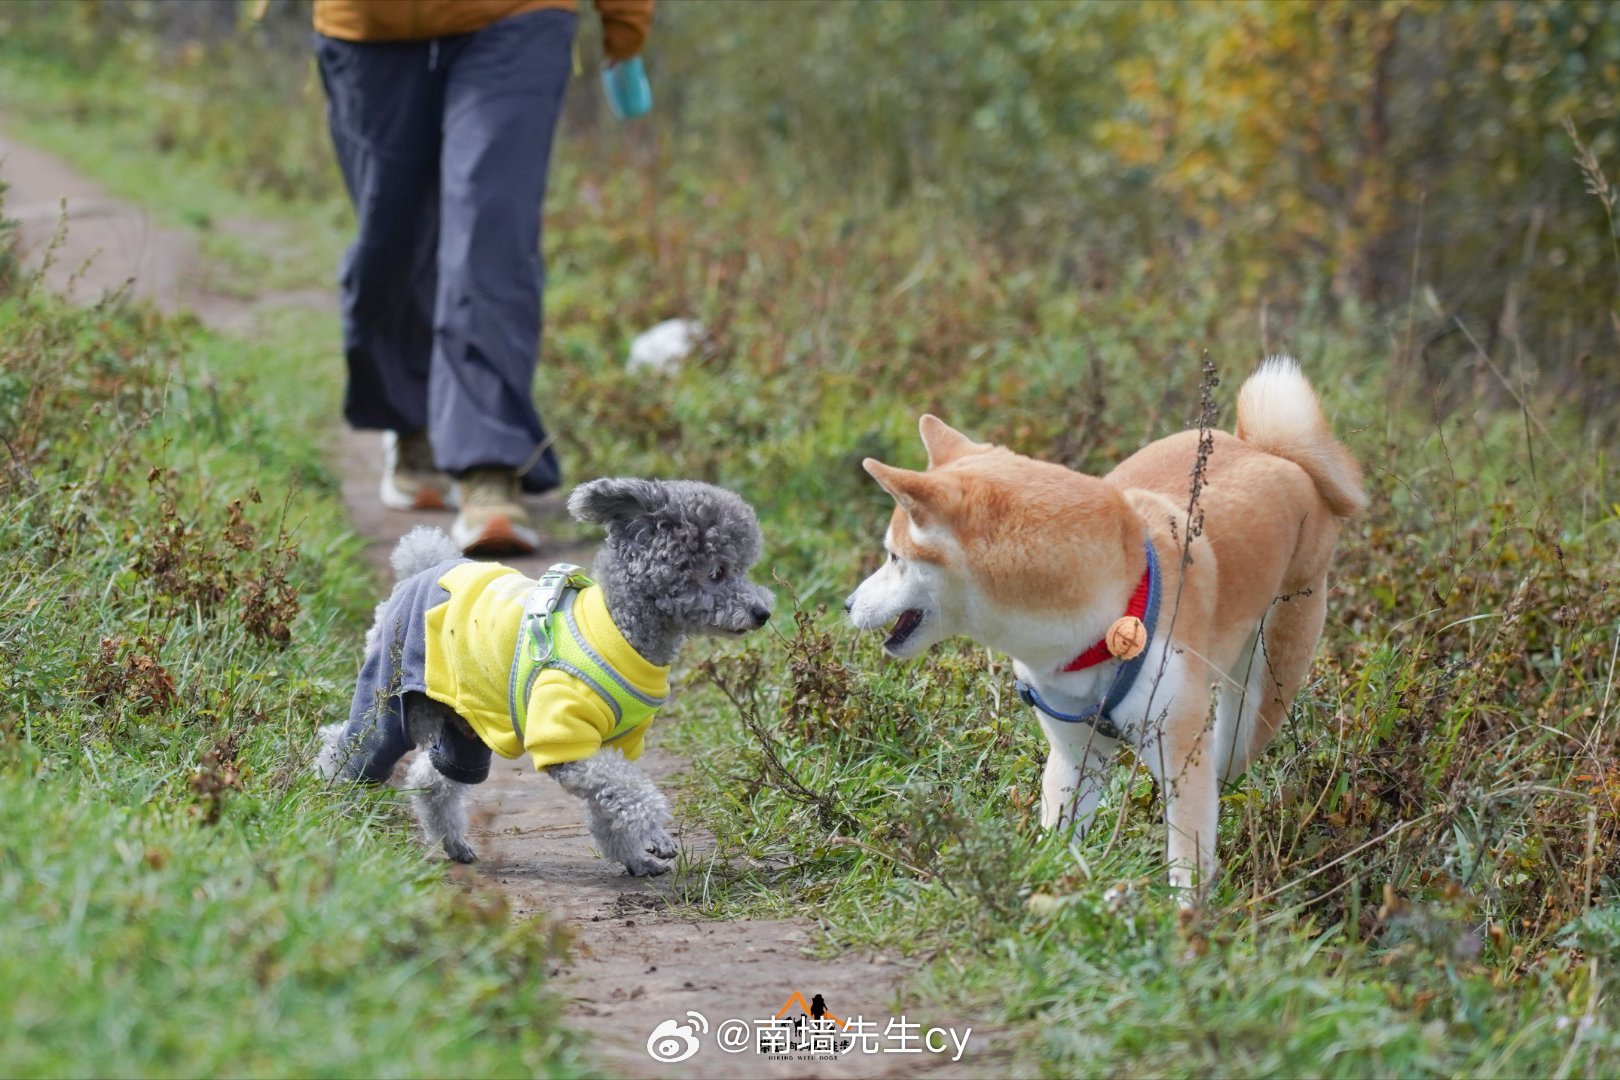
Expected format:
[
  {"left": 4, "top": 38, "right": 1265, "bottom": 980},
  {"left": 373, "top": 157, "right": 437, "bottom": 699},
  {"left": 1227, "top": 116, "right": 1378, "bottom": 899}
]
[{"left": 845, "top": 358, "right": 1365, "bottom": 892}]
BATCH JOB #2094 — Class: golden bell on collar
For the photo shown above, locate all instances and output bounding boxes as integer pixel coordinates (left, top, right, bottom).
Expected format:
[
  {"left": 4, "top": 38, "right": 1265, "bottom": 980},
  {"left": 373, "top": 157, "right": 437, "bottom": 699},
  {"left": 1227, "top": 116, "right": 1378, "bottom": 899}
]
[{"left": 1106, "top": 616, "right": 1148, "bottom": 660}]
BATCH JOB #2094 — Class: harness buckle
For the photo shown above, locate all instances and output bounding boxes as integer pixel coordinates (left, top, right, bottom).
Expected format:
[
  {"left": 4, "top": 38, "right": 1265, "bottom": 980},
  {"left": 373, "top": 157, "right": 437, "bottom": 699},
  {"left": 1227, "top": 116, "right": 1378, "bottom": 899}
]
[{"left": 522, "top": 563, "right": 591, "bottom": 662}]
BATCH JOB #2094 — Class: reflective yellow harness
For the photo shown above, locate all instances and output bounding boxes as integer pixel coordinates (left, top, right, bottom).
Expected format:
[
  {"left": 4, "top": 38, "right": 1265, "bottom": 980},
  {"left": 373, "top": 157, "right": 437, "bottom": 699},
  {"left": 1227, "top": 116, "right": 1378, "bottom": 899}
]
[{"left": 507, "top": 564, "right": 665, "bottom": 746}]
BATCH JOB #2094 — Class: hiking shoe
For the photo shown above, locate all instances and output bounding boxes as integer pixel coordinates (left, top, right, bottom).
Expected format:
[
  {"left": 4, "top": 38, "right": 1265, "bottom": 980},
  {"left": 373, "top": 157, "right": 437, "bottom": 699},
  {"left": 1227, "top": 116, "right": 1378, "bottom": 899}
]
[
  {"left": 450, "top": 468, "right": 539, "bottom": 556},
  {"left": 380, "top": 430, "right": 454, "bottom": 511}
]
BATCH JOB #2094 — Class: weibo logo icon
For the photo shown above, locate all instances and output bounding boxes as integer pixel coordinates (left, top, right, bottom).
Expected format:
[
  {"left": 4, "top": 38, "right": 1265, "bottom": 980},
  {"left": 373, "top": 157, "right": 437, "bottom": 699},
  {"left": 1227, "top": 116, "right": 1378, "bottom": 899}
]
[{"left": 646, "top": 1012, "right": 708, "bottom": 1063}]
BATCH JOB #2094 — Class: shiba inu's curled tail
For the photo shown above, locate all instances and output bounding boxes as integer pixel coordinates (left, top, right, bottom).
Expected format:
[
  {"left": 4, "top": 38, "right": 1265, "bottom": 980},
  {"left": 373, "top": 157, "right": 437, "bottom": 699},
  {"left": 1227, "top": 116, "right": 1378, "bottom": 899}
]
[
  {"left": 390, "top": 526, "right": 463, "bottom": 580},
  {"left": 1236, "top": 356, "right": 1367, "bottom": 518}
]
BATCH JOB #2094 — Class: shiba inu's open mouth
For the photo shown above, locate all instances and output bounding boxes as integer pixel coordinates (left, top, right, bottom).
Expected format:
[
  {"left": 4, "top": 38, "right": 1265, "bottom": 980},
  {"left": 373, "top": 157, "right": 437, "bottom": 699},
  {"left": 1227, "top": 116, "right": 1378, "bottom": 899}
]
[{"left": 885, "top": 608, "right": 926, "bottom": 651}]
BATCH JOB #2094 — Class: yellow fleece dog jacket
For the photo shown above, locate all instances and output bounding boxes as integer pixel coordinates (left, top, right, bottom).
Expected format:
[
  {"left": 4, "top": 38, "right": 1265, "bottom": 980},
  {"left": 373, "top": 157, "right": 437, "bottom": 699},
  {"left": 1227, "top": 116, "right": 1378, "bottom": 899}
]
[{"left": 422, "top": 561, "right": 670, "bottom": 769}]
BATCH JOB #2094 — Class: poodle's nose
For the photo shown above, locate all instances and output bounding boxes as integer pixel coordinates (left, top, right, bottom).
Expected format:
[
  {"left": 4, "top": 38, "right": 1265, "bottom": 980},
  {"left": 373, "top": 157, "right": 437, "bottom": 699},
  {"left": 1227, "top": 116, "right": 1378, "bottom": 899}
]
[
  {"left": 749, "top": 604, "right": 771, "bottom": 628},
  {"left": 842, "top": 595, "right": 853, "bottom": 614}
]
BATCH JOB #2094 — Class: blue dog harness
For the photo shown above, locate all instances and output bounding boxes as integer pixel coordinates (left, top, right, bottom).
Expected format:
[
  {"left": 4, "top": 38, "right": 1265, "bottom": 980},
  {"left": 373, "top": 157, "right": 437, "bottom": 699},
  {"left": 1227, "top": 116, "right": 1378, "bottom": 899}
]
[{"left": 1014, "top": 539, "right": 1162, "bottom": 741}]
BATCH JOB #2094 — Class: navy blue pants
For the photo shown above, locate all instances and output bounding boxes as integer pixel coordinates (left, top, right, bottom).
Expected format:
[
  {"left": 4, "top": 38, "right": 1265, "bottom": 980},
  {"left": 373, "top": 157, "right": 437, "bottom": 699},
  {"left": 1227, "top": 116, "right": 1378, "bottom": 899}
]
[
  {"left": 337, "top": 560, "right": 494, "bottom": 786},
  {"left": 316, "top": 8, "right": 575, "bottom": 492}
]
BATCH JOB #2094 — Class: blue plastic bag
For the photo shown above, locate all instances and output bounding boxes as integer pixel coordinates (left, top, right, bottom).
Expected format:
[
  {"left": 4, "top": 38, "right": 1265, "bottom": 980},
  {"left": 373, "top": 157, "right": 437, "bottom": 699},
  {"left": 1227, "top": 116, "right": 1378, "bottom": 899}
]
[{"left": 602, "top": 56, "right": 652, "bottom": 121}]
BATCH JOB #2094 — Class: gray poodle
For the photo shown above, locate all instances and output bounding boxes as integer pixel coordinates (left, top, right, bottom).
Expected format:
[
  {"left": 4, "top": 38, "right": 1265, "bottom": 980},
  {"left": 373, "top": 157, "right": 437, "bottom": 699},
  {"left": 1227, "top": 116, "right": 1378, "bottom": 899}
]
[{"left": 317, "top": 478, "right": 773, "bottom": 876}]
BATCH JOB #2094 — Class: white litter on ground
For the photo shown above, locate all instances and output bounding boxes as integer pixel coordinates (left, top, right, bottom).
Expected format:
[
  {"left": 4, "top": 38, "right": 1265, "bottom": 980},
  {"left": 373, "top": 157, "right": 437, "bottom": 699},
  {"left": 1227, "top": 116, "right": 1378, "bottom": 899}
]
[{"left": 626, "top": 318, "right": 704, "bottom": 375}]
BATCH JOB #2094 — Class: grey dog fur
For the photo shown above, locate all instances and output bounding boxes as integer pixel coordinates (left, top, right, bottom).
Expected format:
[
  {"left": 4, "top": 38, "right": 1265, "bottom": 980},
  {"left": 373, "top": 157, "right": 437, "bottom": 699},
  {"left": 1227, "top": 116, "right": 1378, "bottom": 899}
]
[{"left": 318, "top": 478, "right": 772, "bottom": 876}]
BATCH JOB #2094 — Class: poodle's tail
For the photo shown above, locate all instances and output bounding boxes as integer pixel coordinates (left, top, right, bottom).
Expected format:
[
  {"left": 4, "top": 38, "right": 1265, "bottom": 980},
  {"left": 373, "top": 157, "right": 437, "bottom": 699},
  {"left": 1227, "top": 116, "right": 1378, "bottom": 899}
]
[
  {"left": 1235, "top": 356, "right": 1367, "bottom": 519},
  {"left": 390, "top": 526, "right": 463, "bottom": 581}
]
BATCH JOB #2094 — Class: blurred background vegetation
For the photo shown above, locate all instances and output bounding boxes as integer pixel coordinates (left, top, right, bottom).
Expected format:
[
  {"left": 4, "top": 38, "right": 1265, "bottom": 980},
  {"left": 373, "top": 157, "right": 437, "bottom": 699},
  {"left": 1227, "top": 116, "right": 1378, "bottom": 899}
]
[{"left": 5, "top": 0, "right": 1616, "bottom": 413}]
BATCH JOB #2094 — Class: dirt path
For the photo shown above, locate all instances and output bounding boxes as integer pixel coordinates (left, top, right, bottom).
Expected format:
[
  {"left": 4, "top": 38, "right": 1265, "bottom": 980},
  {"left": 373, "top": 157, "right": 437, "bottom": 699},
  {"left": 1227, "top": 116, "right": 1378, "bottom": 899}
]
[
  {"left": 1, "top": 127, "right": 986, "bottom": 1078},
  {"left": 339, "top": 439, "right": 926, "bottom": 1079}
]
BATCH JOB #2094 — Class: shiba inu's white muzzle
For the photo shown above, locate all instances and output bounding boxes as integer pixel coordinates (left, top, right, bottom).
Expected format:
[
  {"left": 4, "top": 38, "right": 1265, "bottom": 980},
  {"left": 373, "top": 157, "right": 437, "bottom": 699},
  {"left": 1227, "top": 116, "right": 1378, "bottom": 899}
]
[{"left": 844, "top": 548, "right": 951, "bottom": 659}]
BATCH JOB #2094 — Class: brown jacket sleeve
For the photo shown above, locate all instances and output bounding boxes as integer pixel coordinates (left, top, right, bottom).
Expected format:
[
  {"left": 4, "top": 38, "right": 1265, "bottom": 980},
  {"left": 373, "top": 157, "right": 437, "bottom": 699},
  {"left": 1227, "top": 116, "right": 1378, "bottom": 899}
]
[{"left": 596, "top": 0, "right": 654, "bottom": 61}]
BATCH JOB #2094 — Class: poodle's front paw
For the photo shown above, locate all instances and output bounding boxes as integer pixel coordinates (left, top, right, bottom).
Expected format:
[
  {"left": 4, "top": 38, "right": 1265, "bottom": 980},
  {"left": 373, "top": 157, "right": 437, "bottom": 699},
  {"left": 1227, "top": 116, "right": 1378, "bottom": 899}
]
[
  {"left": 624, "top": 852, "right": 672, "bottom": 877},
  {"left": 643, "top": 823, "right": 678, "bottom": 862},
  {"left": 444, "top": 836, "right": 479, "bottom": 864},
  {"left": 620, "top": 824, "right": 677, "bottom": 876}
]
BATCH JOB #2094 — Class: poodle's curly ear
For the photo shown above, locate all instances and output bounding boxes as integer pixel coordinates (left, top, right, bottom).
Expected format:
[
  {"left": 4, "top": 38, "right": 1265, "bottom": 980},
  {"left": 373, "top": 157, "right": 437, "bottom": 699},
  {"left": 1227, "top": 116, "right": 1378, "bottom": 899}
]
[{"left": 567, "top": 477, "right": 667, "bottom": 530}]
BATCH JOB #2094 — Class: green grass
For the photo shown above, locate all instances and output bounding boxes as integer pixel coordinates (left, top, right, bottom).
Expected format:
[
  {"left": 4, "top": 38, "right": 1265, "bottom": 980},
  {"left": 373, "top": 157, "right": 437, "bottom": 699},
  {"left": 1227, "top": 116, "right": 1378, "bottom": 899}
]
[
  {"left": 537, "top": 83, "right": 1620, "bottom": 1080},
  {"left": 0, "top": 290, "right": 577, "bottom": 1075},
  {"left": 4, "top": 8, "right": 1620, "bottom": 1077}
]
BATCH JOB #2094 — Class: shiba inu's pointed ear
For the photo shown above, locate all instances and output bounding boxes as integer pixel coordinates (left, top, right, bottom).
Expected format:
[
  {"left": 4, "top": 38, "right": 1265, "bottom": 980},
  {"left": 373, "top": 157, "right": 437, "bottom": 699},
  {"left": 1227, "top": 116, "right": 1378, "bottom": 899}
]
[
  {"left": 919, "top": 415, "right": 988, "bottom": 469},
  {"left": 863, "top": 459, "right": 946, "bottom": 522}
]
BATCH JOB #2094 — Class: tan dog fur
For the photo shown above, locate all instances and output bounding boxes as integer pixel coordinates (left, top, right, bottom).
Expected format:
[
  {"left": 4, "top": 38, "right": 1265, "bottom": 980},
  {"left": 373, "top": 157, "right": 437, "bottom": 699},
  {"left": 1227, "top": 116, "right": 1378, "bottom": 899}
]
[{"left": 846, "top": 358, "right": 1364, "bottom": 892}]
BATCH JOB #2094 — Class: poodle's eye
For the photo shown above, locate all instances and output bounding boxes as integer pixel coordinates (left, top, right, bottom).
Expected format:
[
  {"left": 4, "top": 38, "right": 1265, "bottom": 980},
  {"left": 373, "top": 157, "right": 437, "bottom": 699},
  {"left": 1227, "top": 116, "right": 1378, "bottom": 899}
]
[{"left": 709, "top": 565, "right": 729, "bottom": 583}]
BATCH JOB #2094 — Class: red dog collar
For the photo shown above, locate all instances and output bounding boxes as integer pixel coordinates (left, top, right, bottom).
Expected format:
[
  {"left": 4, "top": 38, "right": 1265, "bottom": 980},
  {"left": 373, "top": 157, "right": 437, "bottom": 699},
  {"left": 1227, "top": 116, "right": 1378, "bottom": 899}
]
[{"left": 1061, "top": 561, "right": 1154, "bottom": 673}]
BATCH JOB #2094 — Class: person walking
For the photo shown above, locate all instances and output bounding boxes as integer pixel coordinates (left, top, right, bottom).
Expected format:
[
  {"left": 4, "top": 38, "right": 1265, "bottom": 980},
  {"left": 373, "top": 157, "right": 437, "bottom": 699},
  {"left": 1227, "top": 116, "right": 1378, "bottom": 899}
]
[{"left": 313, "top": 0, "right": 654, "bottom": 554}]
